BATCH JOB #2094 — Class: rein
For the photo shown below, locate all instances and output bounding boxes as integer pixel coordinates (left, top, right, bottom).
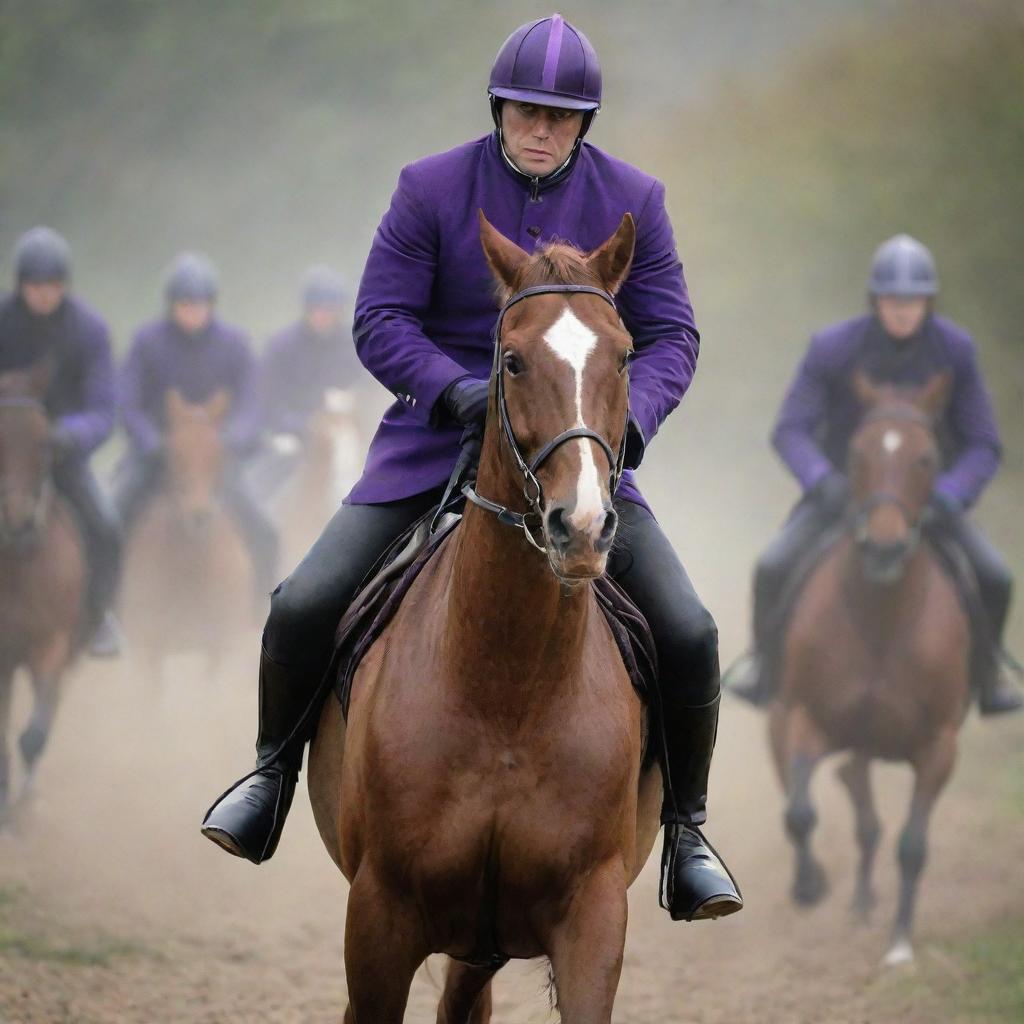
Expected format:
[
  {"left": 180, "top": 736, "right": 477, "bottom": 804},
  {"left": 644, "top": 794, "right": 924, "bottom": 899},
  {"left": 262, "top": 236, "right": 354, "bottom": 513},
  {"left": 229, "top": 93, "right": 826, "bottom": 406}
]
[
  {"left": 462, "top": 283, "right": 628, "bottom": 554},
  {"left": 0, "top": 395, "right": 53, "bottom": 546}
]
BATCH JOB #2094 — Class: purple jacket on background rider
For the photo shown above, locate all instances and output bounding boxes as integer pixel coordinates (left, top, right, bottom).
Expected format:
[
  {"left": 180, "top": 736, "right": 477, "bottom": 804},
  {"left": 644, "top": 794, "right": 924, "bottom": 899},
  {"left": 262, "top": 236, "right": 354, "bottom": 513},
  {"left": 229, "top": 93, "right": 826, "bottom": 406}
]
[
  {"left": 773, "top": 313, "right": 1002, "bottom": 509},
  {"left": 0, "top": 292, "right": 115, "bottom": 460},
  {"left": 261, "top": 321, "right": 365, "bottom": 437},
  {"left": 119, "top": 317, "right": 261, "bottom": 459},
  {"left": 347, "top": 131, "right": 700, "bottom": 508}
]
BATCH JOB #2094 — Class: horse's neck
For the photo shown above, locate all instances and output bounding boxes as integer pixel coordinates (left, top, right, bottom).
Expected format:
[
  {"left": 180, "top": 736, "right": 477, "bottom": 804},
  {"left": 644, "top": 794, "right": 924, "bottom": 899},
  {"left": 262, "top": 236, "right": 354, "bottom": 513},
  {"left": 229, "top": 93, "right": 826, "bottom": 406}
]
[
  {"left": 444, "top": 439, "right": 590, "bottom": 708},
  {"left": 840, "top": 541, "right": 932, "bottom": 642}
]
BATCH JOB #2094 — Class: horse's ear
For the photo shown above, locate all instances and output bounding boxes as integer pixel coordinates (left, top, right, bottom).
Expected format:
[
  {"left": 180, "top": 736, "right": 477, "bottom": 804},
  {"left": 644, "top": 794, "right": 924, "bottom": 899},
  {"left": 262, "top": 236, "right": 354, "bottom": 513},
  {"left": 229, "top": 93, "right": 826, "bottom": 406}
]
[
  {"left": 478, "top": 210, "right": 529, "bottom": 300},
  {"left": 915, "top": 371, "right": 953, "bottom": 421},
  {"left": 205, "top": 389, "right": 231, "bottom": 423},
  {"left": 25, "top": 358, "right": 53, "bottom": 398},
  {"left": 586, "top": 213, "right": 635, "bottom": 296},
  {"left": 165, "top": 388, "right": 188, "bottom": 421},
  {"left": 852, "top": 369, "right": 887, "bottom": 408}
]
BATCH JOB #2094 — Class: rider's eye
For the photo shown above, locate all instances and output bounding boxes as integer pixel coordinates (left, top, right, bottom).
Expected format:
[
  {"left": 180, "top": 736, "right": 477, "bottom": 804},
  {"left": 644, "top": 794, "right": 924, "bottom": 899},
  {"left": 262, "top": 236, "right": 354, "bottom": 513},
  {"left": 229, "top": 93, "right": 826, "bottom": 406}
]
[{"left": 504, "top": 351, "right": 524, "bottom": 377}]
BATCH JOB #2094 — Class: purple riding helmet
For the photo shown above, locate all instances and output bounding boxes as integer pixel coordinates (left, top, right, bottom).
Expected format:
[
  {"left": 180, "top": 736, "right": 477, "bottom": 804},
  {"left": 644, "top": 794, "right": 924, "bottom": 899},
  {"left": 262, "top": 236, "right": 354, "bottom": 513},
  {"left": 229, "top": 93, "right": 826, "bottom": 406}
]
[{"left": 488, "top": 14, "right": 602, "bottom": 140}]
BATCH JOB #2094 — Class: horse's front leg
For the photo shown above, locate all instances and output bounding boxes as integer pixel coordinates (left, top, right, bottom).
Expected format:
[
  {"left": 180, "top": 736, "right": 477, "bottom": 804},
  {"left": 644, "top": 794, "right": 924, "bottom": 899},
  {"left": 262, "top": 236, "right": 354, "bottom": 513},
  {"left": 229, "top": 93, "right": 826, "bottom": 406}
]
[
  {"left": 20, "top": 633, "right": 72, "bottom": 802},
  {"left": 0, "top": 661, "right": 15, "bottom": 823},
  {"left": 546, "top": 859, "right": 628, "bottom": 1024},
  {"left": 343, "top": 864, "right": 428, "bottom": 1024},
  {"left": 782, "top": 705, "right": 829, "bottom": 906},
  {"left": 884, "top": 728, "right": 957, "bottom": 968},
  {"left": 836, "top": 752, "right": 881, "bottom": 920}
]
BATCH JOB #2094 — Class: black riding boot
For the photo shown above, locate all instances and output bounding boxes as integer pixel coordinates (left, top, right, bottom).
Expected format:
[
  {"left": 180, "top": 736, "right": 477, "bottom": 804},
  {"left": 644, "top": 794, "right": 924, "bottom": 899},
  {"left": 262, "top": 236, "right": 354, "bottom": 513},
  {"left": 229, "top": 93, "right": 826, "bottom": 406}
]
[
  {"left": 201, "top": 647, "right": 310, "bottom": 862},
  {"left": 659, "top": 694, "right": 743, "bottom": 921}
]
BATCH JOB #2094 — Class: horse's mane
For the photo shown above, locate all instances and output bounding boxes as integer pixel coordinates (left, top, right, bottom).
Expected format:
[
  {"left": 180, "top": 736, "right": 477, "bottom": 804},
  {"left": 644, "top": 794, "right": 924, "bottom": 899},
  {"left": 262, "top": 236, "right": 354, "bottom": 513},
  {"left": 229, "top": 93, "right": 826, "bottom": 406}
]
[{"left": 506, "top": 240, "right": 601, "bottom": 297}]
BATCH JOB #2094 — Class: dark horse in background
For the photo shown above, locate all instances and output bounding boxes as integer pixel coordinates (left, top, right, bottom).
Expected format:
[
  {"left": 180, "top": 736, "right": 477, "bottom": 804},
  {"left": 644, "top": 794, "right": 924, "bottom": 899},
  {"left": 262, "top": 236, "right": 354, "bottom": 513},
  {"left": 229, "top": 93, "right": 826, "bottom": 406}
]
[
  {"left": 771, "top": 370, "right": 970, "bottom": 966},
  {"left": 309, "top": 213, "right": 664, "bottom": 1023},
  {"left": 0, "top": 364, "right": 86, "bottom": 822}
]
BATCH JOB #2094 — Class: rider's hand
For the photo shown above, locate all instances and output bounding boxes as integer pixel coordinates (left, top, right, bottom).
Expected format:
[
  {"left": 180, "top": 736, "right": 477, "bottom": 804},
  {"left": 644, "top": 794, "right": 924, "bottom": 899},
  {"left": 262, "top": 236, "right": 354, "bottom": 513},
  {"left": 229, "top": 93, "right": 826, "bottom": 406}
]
[
  {"left": 925, "top": 489, "right": 962, "bottom": 527},
  {"left": 442, "top": 377, "right": 489, "bottom": 428},
  {"left": 810, "top": 472, "right": 849, "bottom": 516},
  {"left": 49, "top": 424, "right": 76, "bottom": 462}
]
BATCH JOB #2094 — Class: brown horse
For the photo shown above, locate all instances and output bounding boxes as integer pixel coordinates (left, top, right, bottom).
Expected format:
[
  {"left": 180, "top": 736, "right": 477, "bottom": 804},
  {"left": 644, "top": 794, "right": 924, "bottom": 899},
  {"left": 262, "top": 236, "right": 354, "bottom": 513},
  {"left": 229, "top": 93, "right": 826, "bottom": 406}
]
[
  {"left": 123, "top": 389, "right": 253, "bottom": 672},
  {"left": 0, "top": 365, "right": 86, "bottom": 821},
  {"left": 770, "top": 370, "right": 969, "bottom": 966},
  {"left": 276, "top": 387, "right": 362, "bottom": 567},
  {"left": 308, "top": 213, "right": 663, "bottom": 1022}
]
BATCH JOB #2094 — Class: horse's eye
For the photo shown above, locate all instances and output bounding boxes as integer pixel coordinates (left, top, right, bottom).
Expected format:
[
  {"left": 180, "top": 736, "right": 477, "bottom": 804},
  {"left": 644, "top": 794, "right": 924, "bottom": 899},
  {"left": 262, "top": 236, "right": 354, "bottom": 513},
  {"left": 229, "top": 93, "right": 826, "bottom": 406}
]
[
  {"left": 503, "top": 351, "right": 524, "bottom": 377},
  {"left": 619, "top": 351, "right": 633, "bottom": 375}
]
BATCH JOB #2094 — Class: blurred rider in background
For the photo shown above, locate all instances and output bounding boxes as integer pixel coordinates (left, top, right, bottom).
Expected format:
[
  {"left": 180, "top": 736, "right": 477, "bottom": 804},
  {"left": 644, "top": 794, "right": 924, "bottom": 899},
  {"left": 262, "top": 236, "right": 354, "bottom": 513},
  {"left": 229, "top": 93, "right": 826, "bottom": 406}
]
[
  {"left": 728, "top": 234, "right": 1021, "bottom": 715},
  {"left": 114, "top": 252, "right": 279, "bottom": 599},
  {"left": 251, "top": 265, "right": 366, "bottom": 496},
  {"left": 0, "top": 227, "right": 121, "bottom": 656}
]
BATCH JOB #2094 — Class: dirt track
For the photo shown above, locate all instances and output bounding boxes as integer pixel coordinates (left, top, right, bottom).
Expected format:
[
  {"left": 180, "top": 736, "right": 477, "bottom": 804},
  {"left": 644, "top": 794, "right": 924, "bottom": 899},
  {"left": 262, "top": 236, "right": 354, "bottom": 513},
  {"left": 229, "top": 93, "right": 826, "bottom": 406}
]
[{"left": 1, "top": 622, "right": 1021, "bottom": 1023}]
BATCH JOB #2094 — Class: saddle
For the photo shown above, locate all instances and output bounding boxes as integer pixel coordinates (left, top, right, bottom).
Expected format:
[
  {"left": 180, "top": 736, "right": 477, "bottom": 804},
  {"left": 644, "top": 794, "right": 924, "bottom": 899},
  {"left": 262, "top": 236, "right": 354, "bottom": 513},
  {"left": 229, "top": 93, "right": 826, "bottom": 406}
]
[{"left": 329, "top": 500, "right": 658, "bottom": 719}]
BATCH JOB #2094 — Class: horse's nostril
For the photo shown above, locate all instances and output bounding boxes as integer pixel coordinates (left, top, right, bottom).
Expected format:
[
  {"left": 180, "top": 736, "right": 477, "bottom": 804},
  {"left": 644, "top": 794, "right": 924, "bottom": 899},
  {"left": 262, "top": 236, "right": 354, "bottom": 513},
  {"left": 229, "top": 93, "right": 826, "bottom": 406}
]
[
  {"left": 596, "top": 508, "right": 618, "bottom": 552},
  {"left": 546, "top": 505, "right": 572, "bottom": 553}
]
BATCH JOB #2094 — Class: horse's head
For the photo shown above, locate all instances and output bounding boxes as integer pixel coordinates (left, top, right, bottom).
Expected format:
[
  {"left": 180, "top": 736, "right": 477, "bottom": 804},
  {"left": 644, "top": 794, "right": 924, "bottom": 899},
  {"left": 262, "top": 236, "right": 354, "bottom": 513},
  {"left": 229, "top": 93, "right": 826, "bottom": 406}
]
[
  {"left": 163, "top": 388, "right": 230, "bottom": 531},
  {"left": 479, "top": 211, "right": 635, "bottom": 581},
  {"left": 0, "top": 363, "right": 54, "bottom": 550},
  {"left": 848, "top": 370, "right": 951, "bottom": 585}
]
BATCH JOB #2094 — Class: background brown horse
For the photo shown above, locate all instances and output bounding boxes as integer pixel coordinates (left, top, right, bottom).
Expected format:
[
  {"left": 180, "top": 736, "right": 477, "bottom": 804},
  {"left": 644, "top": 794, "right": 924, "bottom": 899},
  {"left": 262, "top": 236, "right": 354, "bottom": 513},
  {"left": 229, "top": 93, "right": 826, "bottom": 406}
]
[
  {"left": 274, "top": 387, "right": 362, "bottom": 568},
  {"left": 0, "top": 365, "right": 86, "bottom": 822},
  {"left": 123, "top": 389, "right": 253, "bottom": 675},
  {"left": 308, "top": 214, "right": 663, "bottom": 1023},
  {"left": 770, "top": 371, "right": 969, "bottom": 966}
]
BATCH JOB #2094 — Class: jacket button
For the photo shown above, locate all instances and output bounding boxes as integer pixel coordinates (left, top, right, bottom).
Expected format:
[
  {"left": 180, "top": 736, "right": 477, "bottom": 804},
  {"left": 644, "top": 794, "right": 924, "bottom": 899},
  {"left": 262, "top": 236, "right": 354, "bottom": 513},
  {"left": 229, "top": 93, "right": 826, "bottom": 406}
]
[{"left": 526, "top": 225, "right": 541, "bottom": 239}]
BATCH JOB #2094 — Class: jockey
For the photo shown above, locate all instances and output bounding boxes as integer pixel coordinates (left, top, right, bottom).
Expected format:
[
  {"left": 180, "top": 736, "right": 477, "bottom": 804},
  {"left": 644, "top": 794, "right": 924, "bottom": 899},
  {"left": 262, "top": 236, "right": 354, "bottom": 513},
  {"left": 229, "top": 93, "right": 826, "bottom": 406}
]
[
  {"left": 728, "top": 234, "right": 1021, "bottom": 715},
  {"left": 114, "top": 252, "right": 279, "bottom": 598},
  {"left": 0, "top": 227, "right": 121, "bottom": 657},
  {"left": 202, "top": 15, "right": 743, "bottom": 922},
  {"left": 251, "top": 266, "right": 365, "bottom": 494}
]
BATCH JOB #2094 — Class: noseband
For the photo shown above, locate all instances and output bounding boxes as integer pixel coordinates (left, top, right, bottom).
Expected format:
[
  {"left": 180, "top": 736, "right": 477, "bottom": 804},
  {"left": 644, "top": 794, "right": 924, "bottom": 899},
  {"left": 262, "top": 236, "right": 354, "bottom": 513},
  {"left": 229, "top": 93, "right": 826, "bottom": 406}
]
[
  {"left": 462, "top": 284, "right": 629, "bottom": 553},
  {"left": 0, "top": 395, "right": 53, "bottom": 546}
]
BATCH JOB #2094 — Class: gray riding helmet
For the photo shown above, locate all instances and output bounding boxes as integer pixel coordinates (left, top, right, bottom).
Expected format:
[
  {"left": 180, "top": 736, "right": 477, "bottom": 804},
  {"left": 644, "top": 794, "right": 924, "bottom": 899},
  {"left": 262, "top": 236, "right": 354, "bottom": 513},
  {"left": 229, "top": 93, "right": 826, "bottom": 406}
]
[
  {"left": 301, "top": 265, "right": 346, "bottom": 308},
  {"left": 868, "top": 234, "right": 938, "bottom": 297},
  {"left": 14, "top": 226, "right": 72, "bottom": 284},
  {"left": 164, "top": 251, "right": 219, "bottom": 304}
]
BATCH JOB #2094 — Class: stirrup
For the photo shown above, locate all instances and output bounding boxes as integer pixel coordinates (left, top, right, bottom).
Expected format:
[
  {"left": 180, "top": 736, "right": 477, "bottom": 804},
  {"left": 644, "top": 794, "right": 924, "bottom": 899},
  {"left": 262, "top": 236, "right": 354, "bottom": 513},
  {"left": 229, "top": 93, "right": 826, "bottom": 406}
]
[{"left": 660, "top": 823, "right": 744, "bottom": 922}]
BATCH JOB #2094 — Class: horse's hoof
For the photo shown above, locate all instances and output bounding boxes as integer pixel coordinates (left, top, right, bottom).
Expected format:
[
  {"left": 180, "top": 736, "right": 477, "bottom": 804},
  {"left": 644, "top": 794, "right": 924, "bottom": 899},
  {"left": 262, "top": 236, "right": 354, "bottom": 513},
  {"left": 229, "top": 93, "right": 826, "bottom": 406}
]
[
  {"left": 882, "top": 939, "right": 915, "bottom": 968},
  {"left": 792, "top": 863, "right": 828, "bottom": 906}
]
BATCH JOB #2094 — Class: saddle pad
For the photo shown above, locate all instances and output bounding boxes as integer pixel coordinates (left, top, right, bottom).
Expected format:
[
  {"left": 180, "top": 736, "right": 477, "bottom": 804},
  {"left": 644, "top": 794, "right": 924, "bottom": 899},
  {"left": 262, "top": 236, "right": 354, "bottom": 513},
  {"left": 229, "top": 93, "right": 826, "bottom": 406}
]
[{"left": 331, "top": 507, "right": 657, "bottom": 719}]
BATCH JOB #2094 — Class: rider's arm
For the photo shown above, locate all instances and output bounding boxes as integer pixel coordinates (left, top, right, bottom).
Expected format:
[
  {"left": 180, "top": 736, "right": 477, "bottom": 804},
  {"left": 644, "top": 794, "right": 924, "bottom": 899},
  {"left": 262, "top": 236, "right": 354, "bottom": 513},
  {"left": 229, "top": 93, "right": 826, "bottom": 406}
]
[
  {"left": 935, "top": 335, "right": 1002, "bottom": 509},
  {"left": 223, "top": 338, "right": 263, "bottom": 458},
  {"left": 54, "top": 313, "right": 116, "bottom": 458},
  {"left": 353, "top": 163, "right": 469, "bottom": 427},
  {"left": 771, "top": 335, "right": 835, "bottom": 492},
  {"left": 615, "top": 180, "right": 699, "bottom": 468},
  {"left": 119, "top": 332, "right": 163, "bottom": 457}
]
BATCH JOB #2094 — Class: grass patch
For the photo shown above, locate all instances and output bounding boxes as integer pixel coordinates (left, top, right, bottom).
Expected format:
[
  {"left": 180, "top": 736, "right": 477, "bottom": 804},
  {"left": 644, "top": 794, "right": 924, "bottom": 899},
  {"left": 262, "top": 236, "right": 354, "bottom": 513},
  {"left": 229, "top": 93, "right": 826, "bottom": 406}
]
[
  {"left": 0, "top": 928, "right": 142, "bottom": 967},
  {"left": 950, "top": 923, "right": 1024, "bottom": 1022}
]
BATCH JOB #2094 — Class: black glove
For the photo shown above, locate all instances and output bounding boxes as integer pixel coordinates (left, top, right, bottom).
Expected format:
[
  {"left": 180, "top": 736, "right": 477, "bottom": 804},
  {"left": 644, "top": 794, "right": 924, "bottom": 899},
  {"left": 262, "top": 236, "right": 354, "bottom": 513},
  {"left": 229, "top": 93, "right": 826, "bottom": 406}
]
[
  {"left": 442, "top": 377, "right": 489, "bottom": 428},
  {"left": 49, "top": 424, "right": 77, "bottom": 462},
  {"left": 810, "top": 472, "right": 849, "bottom": 517}
]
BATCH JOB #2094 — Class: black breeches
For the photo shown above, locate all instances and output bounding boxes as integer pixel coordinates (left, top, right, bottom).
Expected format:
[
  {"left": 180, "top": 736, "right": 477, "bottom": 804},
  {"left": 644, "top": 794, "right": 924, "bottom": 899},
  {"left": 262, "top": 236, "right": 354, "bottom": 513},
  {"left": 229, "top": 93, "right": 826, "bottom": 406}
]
[
  {"left": 263, "top": 492, "right": 718, "bottom": 711},
  {"left": 53, "top": 459, "right": 121, "bottom": 614}
]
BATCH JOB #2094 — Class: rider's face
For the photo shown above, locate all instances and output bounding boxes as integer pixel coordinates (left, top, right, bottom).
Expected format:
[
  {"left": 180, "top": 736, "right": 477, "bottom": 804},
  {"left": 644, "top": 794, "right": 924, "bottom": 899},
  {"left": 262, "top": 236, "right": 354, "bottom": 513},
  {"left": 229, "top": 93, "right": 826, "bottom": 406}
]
[
  {"left": 20, "top": 281, "right": 66, "bottom": 316},
  {"left": 876, "top": 296, "right": 929, "bottom": 340},
  {"left": 171, "top": 300, "right": 213, "bottom": 335},
  {"left": 304, "top": 304, "right": 344, "bottom": 337},
  {"left": 500, "top": 102, "right": 584, "bottom": 177}
]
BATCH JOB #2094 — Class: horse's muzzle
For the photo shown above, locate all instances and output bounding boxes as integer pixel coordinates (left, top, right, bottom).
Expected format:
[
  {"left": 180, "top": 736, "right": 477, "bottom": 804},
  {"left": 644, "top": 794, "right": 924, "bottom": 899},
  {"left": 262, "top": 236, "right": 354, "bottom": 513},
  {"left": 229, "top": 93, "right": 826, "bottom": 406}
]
[
  {"left": 544, "top": 501, "right": 617, "bottom": 579},
  {"left": 858, "top": 537, "right": 912, "bottom": 586}
]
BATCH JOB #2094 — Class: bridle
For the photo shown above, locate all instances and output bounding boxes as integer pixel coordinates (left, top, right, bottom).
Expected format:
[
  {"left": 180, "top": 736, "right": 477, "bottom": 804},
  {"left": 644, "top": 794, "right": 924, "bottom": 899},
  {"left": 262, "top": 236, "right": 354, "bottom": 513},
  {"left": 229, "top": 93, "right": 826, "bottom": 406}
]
[
  {"left": 462, "top": 283, "right": 629, "bottom": 553},
  {"left": 850, "top": 404, "right": 933, "bottom": 552},
  {"left": 0, "top": 395, "right": 53, "bottom": 547}
]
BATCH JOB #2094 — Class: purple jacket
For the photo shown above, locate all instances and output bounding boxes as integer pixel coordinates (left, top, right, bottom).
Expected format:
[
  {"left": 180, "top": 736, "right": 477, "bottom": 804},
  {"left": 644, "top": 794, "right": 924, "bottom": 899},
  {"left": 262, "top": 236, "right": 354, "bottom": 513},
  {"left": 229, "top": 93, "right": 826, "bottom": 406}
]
[
  {"left": 773, "top": 314, "right": 1002, "bottom": 508},
  {"left": 261, "top": 321, "right": 366, "bottom": 436},
  {"left": 120, "top": 316, "right": 261, "bottom": 458},
  {"left": 0, "top": 293, "right": 115, "bottom": 459},
  {"left": 348, "top": 132, "right": 699, "bottom": 506}
]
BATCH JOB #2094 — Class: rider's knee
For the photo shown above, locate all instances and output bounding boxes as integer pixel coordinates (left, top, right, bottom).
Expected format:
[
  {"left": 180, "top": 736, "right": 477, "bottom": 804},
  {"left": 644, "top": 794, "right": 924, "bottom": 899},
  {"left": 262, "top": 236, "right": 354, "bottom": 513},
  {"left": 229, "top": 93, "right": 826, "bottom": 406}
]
[
  {"left": 263, "top": 572, "right": 331, "bottom": 663},
  {"left": 660, "top": 606, "right": 720, "bottom": 705}
]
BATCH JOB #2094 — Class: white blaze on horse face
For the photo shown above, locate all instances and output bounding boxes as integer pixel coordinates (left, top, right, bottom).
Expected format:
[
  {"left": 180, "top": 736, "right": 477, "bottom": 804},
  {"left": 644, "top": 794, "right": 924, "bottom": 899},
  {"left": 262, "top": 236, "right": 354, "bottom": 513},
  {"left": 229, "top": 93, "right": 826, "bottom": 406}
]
[
  {"left": 882, "top": 429, "right": 903, "bottom": 455},
  {"left": 542, "top": 307, "right": 605, "bottom": 531}
]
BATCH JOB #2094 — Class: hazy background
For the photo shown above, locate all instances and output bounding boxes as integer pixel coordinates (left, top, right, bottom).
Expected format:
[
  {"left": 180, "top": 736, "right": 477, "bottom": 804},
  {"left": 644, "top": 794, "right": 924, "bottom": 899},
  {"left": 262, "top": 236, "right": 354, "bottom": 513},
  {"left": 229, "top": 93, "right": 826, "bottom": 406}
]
[{"left": 0, "top": 2, "right": 1022, "bottom": 1021}]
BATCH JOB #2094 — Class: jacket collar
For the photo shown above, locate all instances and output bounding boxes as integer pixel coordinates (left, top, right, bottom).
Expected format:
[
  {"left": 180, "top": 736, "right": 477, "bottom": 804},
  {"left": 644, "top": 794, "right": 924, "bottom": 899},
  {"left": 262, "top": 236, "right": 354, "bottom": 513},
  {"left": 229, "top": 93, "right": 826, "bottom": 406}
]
[{"left": 489, "top": 131, "right": 583, "bottom": 201}]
